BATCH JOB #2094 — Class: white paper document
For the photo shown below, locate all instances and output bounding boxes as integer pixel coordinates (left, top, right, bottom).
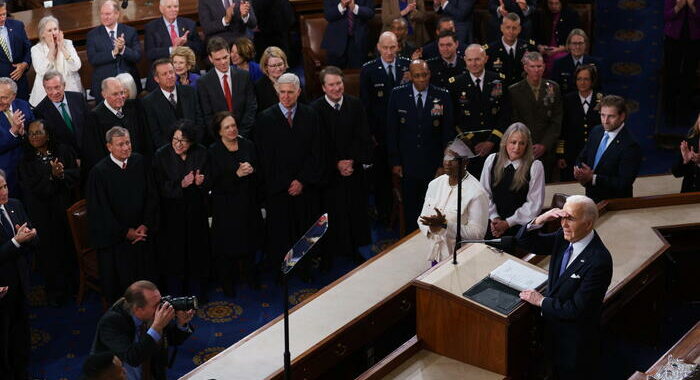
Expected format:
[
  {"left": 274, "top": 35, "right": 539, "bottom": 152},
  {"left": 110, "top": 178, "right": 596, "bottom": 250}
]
[{"left": 489, "top": 259, "right": 548, "bottom": 291}]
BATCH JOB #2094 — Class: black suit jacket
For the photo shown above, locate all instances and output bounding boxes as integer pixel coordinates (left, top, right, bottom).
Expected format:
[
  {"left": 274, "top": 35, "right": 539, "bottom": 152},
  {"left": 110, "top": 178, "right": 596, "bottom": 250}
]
[
  {"left": 0, "top": 199, "right": 32, "bottom": 299},
  {"left": 91, "top": 299, "right": 192, "bottom": 380},
  {"left": 142, "top": 84, "right": 204, "bottom": 148},
  {"left": 198, "top": 66, "right": 257, "bottom": 138},
  {"left": 86, "top": 24, "right": 142, "bottom": 99},
  {"left": 144, "top": 17, "right": 203, "bottom": 91},
  {"left": 33, "top": 91, "right": 88, "bottom": 155},
  {"left": 199, "top": 0, "right": 257, "bottom": 43},
  {"left": 671, "top": 135, "right": 700, "bottom": 193},
  {"left": 516, "top": 226, "right": 612, "bottom": 379},
  {"left": 576, "top": 124, "right": 642, "bottom": 202}
]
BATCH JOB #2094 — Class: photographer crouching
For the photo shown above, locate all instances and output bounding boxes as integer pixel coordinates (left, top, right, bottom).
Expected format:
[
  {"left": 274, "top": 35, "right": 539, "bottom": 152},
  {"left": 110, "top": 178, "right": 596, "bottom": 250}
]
[{"left": 90, "top": 280, "right": 196, "bottom": 380}]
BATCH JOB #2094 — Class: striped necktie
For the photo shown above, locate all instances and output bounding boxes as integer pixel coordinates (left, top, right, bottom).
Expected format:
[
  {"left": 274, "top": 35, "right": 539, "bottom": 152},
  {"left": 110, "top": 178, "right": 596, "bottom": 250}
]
[{"left": 0, "top": 29, "right": 11, "bottom": 60}]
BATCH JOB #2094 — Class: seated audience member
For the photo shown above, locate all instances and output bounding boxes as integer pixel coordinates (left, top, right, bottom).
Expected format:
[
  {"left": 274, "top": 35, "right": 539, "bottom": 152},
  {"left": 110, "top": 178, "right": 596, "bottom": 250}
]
[
  {"left": 672, "top": 113, "right": 700, "bottom": 193},
  {"left": 116, "top": 73, "right": 138, "bottom": 99},
  {"left": 142, "top": 58, "right": 204, "bottom": 148},
  {"left": 171, "top": 46, "right": 200, "bottom": 88},
  {"left": 509, "top": 51, "right": 562, "bottom": 181},
  {"left": 321, "top": 0, "right": 375, "bottom": 68},
  {"left": 574, "top": 95, "right": 642, "bottom": 202},
  {"left": 0, "top": 0, "right": 31, "bottom": 101},
  {"left": 480, "top": 123, "right": 544, "bottom": 240},
  {"left": 484, "top": 13, "right": 537, "bottom": 89},
  {"left": 144, "top": 0, "right": 203, "bottom": 91},
  {"left": 33, "top": 71, "right": 89, "bottom": 155},
  {"left": 231, "top": 37, "right": 263, "bottom": 83},
  {"left": 0, "top": 77, "right": 34, "bottom": 197},
  {"left": 311, "top": 66, "right": 373, "bottom": 268},
  {"left": 199, "top": 0, "right": 256, "bottom": 44},
  {"left": 433, "top": 0, "right": 474, "bottom": 44},
  {"left": 29, "top": 16, "right": 82, "bottom": 106},
  {"left": 488, "top": 0, "right": 536, "bottom": 41},
  {"left": 87, "top": 127, "right": 158, "bottom": 302},
  {"left": 517, "top": 195, "right": 612, "bottom": 380},
  {"left": 153, "top": 121, "right": 211, "bottom": 302},
  {"left": 557, "top": 64, "right": 602, "bottom": 181},
  {"left": 419, "top": 140, "right": 488, "bottom": 265},
  {"left": 83, "top": 78, "right": 150, "bottom": 172},
  {"left": 426, "top": 31, "right": 467, "bottom": 88},
  {"left": 418, "top": 17, "right": 465, "bottom": 61},
  {"left": 255, "top": 46, "right": 307, "bottom": 112},
  {"left": 382, "top": 0, "right": 428, "bottom": 48},
  {"left": 90, "top": 280, "right": 194, "bottom": 380},
  {"left": 534, "top": 0, "right": 580, "bottom": 75},
  {"left": 82, "top": 353, "right": 127, "bottom": 380},
  {"left": 390, "top": 18, "right": 418, "bottom": 58},
  {"left": 18, "top": 120, "right": 79, "bottom": 307},
  {"left": 386, "top": 59, "right": 454, "bottom": 233},
  {"left": 209, "top": 112, "right": 263, "bottom": 297},
  {"left": 551, "top": 29, "right": 601, "bottom": 94},
  {"left": 0, "top": 169, "right": 37, "bottom": 379},
  {"left": 87, "top": 0, "right": 142, "bottom": 102},
  {"left": 198, "top": 37, "right": 257, "bottom": 137}
]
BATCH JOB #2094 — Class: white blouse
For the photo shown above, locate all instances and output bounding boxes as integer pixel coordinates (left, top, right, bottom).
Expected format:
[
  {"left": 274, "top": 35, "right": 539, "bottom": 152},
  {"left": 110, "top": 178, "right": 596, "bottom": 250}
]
[
  {"left": 479, "top": 153, "right": 545, "bottom": 228},
  {"left": 418, "top": 174, "right": 489, "bottom": 263},
  {"left": 29, "top": 39, "right": 83, "bottom": 106}
]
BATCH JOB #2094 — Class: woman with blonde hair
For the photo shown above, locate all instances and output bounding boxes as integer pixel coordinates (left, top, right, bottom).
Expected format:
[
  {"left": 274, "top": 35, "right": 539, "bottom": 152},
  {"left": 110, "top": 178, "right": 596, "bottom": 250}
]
[
  {"left": 672, "top": 113, "right": 700, "bottom": 193},
  {"left": 29, "top": 16, "right": 83, "bottom": 106},
  {"left": 171, "top": 46, "right": 200, "bottom": 88},
  {"left": 254, "top": 46, "right": 305, "bottom": 111},
  {"left": 480, "top": 123, "right": 545, "bottom": 239}
]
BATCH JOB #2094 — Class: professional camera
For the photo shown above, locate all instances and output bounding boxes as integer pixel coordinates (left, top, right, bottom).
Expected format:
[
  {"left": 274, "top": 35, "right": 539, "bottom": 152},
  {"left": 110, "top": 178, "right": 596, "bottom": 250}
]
[{"left": 160, "top": 295, "right": 198, "bottom": 311}]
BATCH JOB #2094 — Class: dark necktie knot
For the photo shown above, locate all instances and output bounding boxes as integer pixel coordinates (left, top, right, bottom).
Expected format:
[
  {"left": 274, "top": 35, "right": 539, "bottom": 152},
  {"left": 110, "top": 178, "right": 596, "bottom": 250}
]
[{"left": 334, "top": 103, "right": 340, "bottom": 111}]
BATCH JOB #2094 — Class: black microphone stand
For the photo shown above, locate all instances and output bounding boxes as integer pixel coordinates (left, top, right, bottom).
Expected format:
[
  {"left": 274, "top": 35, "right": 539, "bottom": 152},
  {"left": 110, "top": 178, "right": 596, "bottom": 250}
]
[
  {"left": 453, "top": 156, "right": 464, "bottom": 265},
  {"left": 283, "top": 274, "right": 291, "bottom": 380}
]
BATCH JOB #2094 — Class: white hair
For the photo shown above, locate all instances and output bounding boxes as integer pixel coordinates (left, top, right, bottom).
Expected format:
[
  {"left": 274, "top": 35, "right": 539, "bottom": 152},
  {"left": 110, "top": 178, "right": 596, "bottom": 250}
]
[
  {"left": 38, "top": 16, "right": 60, "bottom": 39},
  {"left": 564, "top": 195, "right": 598, "bottom": 223},
  {"left": 275, "top": 73, "right": 300, "bottom": 90},
  {"left": 116, "top": 73, "right": 138, "bottom": 99},
  {"left": 0, "top": 77, "right": 17, "bottom": 94}
]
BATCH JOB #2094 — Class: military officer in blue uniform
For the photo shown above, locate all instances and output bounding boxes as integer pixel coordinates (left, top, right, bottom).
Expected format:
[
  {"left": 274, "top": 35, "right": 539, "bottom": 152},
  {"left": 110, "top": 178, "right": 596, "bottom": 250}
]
[
  {"left": 387, "top": 59, "right": 454, "bottom": 234},
  {"left": 360, "top": 31, "right": 411, "bottom": 223},
  {"left": 447, "top": 44, "right": 511, "bottom": 178},
  {"left": 484, "top": 13, "right": 537, "bottom": 88},
  {"left": 426, "top": 31, "right": 467, "bottom": 89}
]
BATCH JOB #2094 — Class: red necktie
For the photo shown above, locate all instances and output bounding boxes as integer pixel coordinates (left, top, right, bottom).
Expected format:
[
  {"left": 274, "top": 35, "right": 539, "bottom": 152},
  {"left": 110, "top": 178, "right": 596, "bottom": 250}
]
[
  {"left": 223, "top": 74, "right": 233, "bottom": 112},
  {"left": 347, "top": 7, "right": 354, "bottom": 35},
  {"left": 169, "top": 24, "right": 178, "bottom": 46},
  {"left": 122, "top": 161, "right": 127, "bottom": 169},
  {"left": 286, "top": 110, "right": 293, "bottom": 127}
]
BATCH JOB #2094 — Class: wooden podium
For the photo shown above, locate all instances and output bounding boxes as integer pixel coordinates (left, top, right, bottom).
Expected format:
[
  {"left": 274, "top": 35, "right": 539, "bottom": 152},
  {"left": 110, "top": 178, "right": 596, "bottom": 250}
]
[{"left": 412, "top": 244, "right": 547, "bottom": 378}]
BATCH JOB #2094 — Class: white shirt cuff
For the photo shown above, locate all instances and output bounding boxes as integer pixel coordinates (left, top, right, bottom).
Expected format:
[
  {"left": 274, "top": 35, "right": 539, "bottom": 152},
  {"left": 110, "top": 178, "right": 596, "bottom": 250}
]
[
  {"left": 338, "top": 3, "right": 345, "bottom": 13},
  {"left": 526, "top": 220, "right": 543, "bottom": 231},
  {"left": 222, "top": 16, "right": 229, "bottom": 26},
  {"left": 441, "top": 1, "right": 448, "bottom": 9},
  {"left": 592, "top": 174, "right": 597, "bottom": 185},
  {"left": 11, "top": 238, "right": 20, "bottom": 248},
  {"left": 352, "top": 4, "right": 359, "bottom": 14}
]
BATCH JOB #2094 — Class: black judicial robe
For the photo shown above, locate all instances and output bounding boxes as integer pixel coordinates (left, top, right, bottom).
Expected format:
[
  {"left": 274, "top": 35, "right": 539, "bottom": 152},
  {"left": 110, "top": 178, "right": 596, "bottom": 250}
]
[
  {"left": 208, "top": 138, "right": 263, "bottom": 261},
  {"left": 255, "top": 103, "right": 324, "bottom": 259},
  {"left": 311, "top": 95, "right": 372, "bottom": 256},
  {"left": 18, "top": 144, "right": 79, "bottom": 296},
  {"left": 153, "top": 144, "right": 211, "bottom": 278},
  {"left": 254, "top": 75, "right": 308, "bottom": 114}
]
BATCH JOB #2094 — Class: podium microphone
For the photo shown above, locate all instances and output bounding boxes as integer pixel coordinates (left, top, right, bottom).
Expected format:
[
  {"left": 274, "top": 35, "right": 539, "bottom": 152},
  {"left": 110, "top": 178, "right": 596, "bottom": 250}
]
[
  {"left": 121, "top": 0, "right": 128, "bottom": 9},
  {"left": 457, "top": 236, "right": 516, "bottom": 250}
]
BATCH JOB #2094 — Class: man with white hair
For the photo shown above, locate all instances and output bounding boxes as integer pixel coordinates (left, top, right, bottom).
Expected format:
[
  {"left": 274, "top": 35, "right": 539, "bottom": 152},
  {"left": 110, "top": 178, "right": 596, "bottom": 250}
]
[
  {"left": 0, "top": 77, "right": 34, "bottom": 197},
  {"left": 517, "top": 194, "right": 612, "bottom": 380},
  {"left": 255, "top": 73, "right": 324, "bottom": 266}
]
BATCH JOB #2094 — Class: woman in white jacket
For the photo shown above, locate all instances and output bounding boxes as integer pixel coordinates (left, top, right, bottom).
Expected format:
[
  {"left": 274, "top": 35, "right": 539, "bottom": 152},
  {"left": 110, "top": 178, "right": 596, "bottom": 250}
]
[{"left": 29, "top": 16, "right": 83, "bottom": 106}]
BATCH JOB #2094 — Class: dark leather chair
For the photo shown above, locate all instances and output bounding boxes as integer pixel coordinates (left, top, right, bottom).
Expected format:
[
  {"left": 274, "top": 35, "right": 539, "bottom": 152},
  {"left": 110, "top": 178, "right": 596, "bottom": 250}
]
[{"left": 66, "top": 199, "right": 107, "bottom": 309}]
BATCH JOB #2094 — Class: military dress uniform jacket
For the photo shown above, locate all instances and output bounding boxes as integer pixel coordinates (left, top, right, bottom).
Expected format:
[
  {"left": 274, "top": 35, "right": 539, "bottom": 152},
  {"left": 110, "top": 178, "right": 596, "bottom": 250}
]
[
  {"left": 551, "top": 54, "right": 603, "bottom": 94},
  {"left": 557, "top": 90, "right": 603, "bottom": 166},
  {"left": 484, "top": 38, "right": 537, "bottom": 88},
  {"left": 509, "top": 78, "right": 563, "bottom": 155},
  {"left": 386, "top": 84, "right": 455, "bottom": 180},
  {"left": 360, "top": 56, "right": 411, "bottom": 143},
  {"left": 426, "top": 56, "right": 467, "bottom": 89},
  {"left": 447, "top": 70, "right": 510, "bottom": 146}
]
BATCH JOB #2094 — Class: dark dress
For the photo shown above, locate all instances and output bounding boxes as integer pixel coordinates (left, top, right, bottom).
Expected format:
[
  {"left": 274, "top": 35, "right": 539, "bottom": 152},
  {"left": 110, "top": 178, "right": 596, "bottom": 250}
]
[
  {"left": 153, "top": 144, "right": 211, "bottom": 289},
  {"left": 254, "top": 75, "right": 307, "bottom": 113},
  {"left": 18, "top": 144, "right": 79, "bottom": 301},
  {"left": 671, "top": 135, "right": 700, "bottom": 192},
  {"left": 208, "top": 138, "right": 263, "bottom": 286}
]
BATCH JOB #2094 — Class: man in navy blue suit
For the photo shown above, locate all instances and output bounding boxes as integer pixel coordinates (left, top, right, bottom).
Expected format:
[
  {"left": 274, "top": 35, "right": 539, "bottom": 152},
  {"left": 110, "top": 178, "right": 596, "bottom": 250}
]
[
  {"left": 517, "top": 195, "right": 612, "bottom": 380},
  {"left": 551, "top": 29, "right": 602, "bottom": 95},
  {"left": 0, "top": 77, "right": 34, "bottom": 198},
  {"left": 432, "top": 0, "right": 475, "bottom": 44},
  {"left": 144, "top": 0, "right": 203, "bottom": 91},
  {"left": 321, "top": 0, "right": 375, "bottom": 68},
  {"left": 199, "top": 0, "right": 257, "bottom": 44},
  {"left": 573, "top": 95, "right": 642, "bottom": 202},
  {"left": 0, "top": 1, "right": 31, "bottom": 101},
  {"left": 387, "top": 60, "right": 454, "bottom": 233},
  {"left": 87, "top": 0, "right": 142, "bottom": 102},
  {"left": 0, "top": 169, "right": 37, "bottom": 380}
]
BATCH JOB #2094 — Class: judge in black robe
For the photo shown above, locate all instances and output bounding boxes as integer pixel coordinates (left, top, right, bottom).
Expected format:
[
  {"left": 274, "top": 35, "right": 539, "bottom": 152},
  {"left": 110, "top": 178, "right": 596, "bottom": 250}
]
[
  {"left": 152, "top": 121, "right": 211, "bottom": 301},
  {"left": 255, "top": 74, "right": 324, "bottom": 266},
  {"left": 209, "top": 112, "right": 263, "bottom": 296},
  {"left": 311, "top": 68, "right": 373, "bottom": 267},
  {"left": 254, "top": 74, "right": 307, "bottom": 113},
  {"left": 18, "top": 120, "right": 79, "bottom": 306},
  {"left": 87, "top": 127, "right": 159, "bottom": 303}
]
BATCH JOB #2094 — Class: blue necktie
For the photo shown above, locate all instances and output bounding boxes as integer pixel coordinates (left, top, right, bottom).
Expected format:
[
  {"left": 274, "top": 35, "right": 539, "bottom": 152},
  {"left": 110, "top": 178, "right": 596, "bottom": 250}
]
[
  {"left": 558, "top": 244, "right": 573, "bottom": 277},
  {"left": 593, "top": 132, "right": 609, "bottom": 170}
]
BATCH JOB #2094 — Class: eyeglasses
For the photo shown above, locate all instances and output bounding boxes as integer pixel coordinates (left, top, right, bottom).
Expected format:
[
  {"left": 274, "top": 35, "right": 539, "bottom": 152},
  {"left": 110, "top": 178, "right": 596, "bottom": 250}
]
[
  {"left": 172, "top": 137, "right": 191, "bottom": 145},
  {"left": 267, "top": 62, "right": 286, "bottom": 69},
  {"left": 28, "top": 131, "right": 46, "bottom": 137}
]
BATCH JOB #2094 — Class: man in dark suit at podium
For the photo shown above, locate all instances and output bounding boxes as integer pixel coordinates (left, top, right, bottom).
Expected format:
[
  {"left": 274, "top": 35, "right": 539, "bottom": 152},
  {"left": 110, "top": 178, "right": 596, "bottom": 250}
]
[{"left": 517, "top": 194, "right": 613, "bottom": 380}]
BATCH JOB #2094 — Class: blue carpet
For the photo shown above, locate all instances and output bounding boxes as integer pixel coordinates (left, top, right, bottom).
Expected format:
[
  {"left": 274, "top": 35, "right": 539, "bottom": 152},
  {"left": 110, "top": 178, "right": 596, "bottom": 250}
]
[{"left": 594, "top": 0, "right": 676, "bottom": 175}]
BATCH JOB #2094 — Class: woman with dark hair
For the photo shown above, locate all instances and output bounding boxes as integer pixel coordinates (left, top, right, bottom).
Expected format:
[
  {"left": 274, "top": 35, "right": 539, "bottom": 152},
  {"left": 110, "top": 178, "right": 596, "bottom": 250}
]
[
  {"left": 672, "top": 113, "right": 700, "bottom": 192},
  {"left": 231, "top": 37, "right": 263, "bottom": 82},
  {"left": 208, "top": 111, "right": 263, "bottom": 297},
  {"left": 535, "top": 0, "right": 581, "bottom": 75},
  {"left": 18, "top": 119, "right": 79, "bottom": 307},
  {"left": 480, "top": 123, "right": 545, "bottom": 240},
  {"left": 153, "top": 120, "right": 211, "bottom": 302}
]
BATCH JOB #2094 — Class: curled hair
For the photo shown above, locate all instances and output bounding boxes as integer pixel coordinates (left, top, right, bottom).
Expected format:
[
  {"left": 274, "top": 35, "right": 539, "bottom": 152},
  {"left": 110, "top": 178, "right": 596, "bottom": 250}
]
[
  {"left": 168, "top": 119, "right": 199, "bottom": 145},
  {"left": 171, "top": 46, "right": 197, "bottom": 70}
]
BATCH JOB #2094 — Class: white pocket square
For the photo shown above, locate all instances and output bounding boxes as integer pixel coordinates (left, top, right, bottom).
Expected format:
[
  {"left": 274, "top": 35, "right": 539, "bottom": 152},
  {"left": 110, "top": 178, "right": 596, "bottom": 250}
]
[{"left": 570, "top": 273, "right": 581, "bottom": 279}]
